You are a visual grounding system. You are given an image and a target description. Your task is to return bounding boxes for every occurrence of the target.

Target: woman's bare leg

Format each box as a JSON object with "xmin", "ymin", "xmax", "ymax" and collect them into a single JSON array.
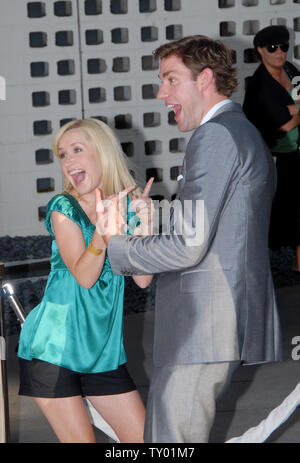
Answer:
[
  {"xmin": 87, "ymin": 390, "xmax": 145, "ymax": 443},
  {"xmin": 34, "ymin": 396, "xmax": 95, "ymax": 443}
]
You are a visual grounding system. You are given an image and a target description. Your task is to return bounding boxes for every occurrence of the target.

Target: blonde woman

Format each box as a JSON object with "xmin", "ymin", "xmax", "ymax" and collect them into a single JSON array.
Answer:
[{"xmin": 17, "ymin": 119, "xmax": 153, "ymax": 443}]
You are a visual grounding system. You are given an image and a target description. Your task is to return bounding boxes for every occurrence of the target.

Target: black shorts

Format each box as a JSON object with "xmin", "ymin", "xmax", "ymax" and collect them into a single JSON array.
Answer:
[{"xmin": 19, "ymin": 358, "xmax": 137, "ymax": 398}]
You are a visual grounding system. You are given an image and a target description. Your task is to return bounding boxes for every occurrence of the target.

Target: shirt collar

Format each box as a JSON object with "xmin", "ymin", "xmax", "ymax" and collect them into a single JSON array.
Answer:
[{"xmin": 200, "ymin": 99, "xmax": 231, "ymax": 126}]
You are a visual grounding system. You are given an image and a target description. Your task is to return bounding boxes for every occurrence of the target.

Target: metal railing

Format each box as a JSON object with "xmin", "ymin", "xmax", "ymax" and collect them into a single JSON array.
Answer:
[{"xmin": 0, "ymin": 262, "xmax": 27, "ymax": 443}]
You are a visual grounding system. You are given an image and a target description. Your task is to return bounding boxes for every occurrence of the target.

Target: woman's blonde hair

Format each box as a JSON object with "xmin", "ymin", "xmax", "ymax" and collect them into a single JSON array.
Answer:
[{"xmin": 53, "ymin": 118, "xmax": 139, "ymax": 198}]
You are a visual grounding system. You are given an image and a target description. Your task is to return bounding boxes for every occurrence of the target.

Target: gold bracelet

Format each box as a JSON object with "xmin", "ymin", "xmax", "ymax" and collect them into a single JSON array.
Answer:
[{"xmin": 87, "ymin": 242, "xmax": 104, "ymax": 256}]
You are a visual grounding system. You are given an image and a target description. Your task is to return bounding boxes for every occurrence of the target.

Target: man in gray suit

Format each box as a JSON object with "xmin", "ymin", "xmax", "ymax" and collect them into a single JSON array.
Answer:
[{"xmin": 97, "ymin": 35, "xmax": 282, "ymax": 443}]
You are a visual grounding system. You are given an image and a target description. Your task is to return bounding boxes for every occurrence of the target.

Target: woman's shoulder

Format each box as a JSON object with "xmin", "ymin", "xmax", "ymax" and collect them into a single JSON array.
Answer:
[
  {"xmin": 45, "ymin": 192, "xmax": 82, "ymax": 236},
  {"xmin": 46, "ymin": 192, "xmax": 72, "ymax": 213}
]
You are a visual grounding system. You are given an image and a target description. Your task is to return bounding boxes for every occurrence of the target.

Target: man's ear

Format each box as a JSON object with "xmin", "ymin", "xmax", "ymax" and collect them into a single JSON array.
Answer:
[{"xmin": 196, "ymin": 68, "xmax": 214, "ymax": 91}]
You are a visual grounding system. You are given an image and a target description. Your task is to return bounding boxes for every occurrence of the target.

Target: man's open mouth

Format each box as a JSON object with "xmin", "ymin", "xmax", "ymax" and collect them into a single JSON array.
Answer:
[{"xmin": 167, "ymin": 104, "xmax": 182, "ymax": 120}]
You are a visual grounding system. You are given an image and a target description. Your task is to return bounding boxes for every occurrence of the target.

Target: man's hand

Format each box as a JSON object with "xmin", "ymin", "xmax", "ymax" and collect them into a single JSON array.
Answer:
[{"xmin": 95, "ymin": 185, "xmax": 136, "ymax": 245}]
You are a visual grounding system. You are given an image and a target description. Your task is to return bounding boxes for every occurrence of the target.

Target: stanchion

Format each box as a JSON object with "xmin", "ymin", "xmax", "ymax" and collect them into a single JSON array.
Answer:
[
  {"xmin": 2, "ymin": 284, "xmax": 26, "ymax": 327},
  {"xmin": 0, "ymin": 262, "xmax": 10, "ymax": 443}
]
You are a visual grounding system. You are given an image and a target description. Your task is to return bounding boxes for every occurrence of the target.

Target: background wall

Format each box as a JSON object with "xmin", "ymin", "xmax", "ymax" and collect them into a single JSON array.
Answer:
[{"xmin": 0, "ymin": 0, "xmax": 299, "ymax": 236}]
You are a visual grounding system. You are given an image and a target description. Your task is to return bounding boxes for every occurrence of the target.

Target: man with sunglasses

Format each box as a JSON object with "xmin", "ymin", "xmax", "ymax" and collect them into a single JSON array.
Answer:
[{"xmin": 243, "ymin": 25, "xmax": 300, "ymax": 267}]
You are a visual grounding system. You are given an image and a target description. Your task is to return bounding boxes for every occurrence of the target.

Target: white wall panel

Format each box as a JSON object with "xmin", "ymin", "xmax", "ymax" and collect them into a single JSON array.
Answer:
[{"xmin": 0, "ymin": 0, "xmax": 299, "ymax": 236}]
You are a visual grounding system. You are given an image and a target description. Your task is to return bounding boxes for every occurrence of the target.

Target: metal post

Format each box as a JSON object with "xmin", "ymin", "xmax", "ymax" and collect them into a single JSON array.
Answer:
[
  {"xmin": 2, "ymin": 284, "xmax": 26, "ymax": 327},
  {"xmin": 0, "ymin": 262, "xmax": 10, "ymax": 443}
]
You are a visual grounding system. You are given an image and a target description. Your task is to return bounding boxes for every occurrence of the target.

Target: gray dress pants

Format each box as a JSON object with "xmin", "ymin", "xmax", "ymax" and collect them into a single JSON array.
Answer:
[{"xmin": 144, "ymin": 361, "xmax": 239, "ymax": 443}]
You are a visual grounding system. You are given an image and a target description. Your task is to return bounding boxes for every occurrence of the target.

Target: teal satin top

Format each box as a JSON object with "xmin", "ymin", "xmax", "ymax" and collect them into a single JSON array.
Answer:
[{"xmin": 18, "ymin": 192, "xmax": 138, "ymax": 373}]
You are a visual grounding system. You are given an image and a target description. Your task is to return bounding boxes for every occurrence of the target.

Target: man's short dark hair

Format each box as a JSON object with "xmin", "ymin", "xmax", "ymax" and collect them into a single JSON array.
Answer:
[{"xmin": 154, "ymin": 35, "xmax": 238, "ymax": 97}]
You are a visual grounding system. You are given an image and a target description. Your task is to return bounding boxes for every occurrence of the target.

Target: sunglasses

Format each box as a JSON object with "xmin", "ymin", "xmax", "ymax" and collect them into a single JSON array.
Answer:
[{"xmin": 266, "ymin": 43, "xmax": 289, "ymax": 53}]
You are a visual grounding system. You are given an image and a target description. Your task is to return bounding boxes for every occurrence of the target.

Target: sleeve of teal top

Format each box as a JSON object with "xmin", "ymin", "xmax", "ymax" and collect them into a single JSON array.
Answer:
[
  {"xmin": 45, "ymin": 194, "xmax": 82, "ymax": 238},
  {"xmin": 127, "ymin": 196, "xmax": 140, "ymax": 236}
]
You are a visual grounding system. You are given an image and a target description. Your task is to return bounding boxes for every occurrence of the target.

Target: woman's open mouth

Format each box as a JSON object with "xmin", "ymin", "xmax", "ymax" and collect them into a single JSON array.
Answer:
[{"xmin": 69, "ymin": 169, "xmax": 86, "ymax": 187}]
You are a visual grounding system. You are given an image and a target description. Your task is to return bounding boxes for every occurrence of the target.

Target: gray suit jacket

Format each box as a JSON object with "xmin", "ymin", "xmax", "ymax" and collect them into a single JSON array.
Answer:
[{"xmin": 108, "ymin": 102, "xmax": 282, "ymax": 367}]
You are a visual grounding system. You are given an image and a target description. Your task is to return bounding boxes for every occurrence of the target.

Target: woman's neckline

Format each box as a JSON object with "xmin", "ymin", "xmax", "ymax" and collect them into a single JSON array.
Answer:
[{"xmin": 62, "ymin": 191, "xmax": 95, "ymax": 227}]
